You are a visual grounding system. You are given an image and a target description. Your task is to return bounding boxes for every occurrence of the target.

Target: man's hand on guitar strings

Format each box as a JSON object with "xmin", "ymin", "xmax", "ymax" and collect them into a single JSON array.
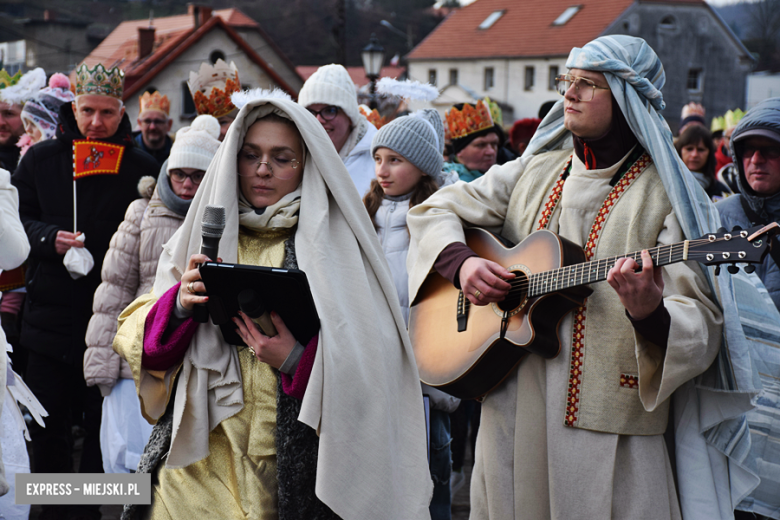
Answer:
[
  {"xmin": 459, "ymin": 257, "xmax": 516, "ymax": 306},
  {"xmin": 606, "ymin": 249, "xmax": 664, "ymax": 320}
]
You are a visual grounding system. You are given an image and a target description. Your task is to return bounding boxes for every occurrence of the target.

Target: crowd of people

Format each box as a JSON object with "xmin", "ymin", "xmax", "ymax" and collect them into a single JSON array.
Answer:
[{"xmin": 0, "ymin": 33, "xmax": 778, "ymax": 520}]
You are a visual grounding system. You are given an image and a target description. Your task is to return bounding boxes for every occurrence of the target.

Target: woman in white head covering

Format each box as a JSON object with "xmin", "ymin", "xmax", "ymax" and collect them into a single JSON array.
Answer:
[{"xmin": 114, "ymin": 93, "xmax": 432, "ymax": 519}]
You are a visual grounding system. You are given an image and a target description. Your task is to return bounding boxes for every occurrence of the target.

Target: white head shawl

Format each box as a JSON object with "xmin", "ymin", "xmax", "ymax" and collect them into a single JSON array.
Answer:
[
  {"xmin": 151, "ymin": 98, "xmax": 432, "ymax": 519},
  {"xmin": 526, "ymin": 35, "xmax": 766, "ymax": 517}
]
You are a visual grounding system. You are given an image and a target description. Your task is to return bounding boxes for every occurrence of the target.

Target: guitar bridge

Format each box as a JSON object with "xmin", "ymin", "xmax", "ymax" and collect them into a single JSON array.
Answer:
[{"xmin": 457, "ymin": 290, "xmax": 469, "ymax": 332}]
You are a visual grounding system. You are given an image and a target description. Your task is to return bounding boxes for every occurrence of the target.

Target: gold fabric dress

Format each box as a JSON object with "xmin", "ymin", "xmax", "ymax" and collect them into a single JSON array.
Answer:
[{"xmin": 120, "ymin": 227, "xmax": 292, "ymax": 520}]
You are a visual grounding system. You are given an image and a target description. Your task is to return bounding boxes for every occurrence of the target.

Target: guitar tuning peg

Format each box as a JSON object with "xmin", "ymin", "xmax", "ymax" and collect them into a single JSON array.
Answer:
[
  {"xmin": 714, "ymin": 265, "xmax": 721, "ymax": 276},
  {"xmin": 744, "ymin": 264, "xmax": 756, "ymax": 274},
  {"xmin": 732, "ymin": 225, "xmax": 743, "ymax": 231},
  {"xmin": 727, "ymin": 264, "xmax": 739, "ymax": 274}
]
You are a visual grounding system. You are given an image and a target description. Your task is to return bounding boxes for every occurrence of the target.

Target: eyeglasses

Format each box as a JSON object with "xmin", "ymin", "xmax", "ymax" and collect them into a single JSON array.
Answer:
[
  {"xmin": 555, "ymin": 74, "xmax": 610, "ymax": 102},
  {"xmin": 306, "ymin": 105, "xmax": 340, "ymax": 121},
  {"xmin": 140, "ymin": 118, "xmax": 168, "ymax": 126},
  {"xmin": 170, "ymin": 169, "xmax": 205, "ymax": 184},
  {"xmin": 742, "ymin": 144, "xmax": 780, "ymax": 161},
  {"xmin": 237, "ymin": 149, "xmax": 301, "ymax": 180}
]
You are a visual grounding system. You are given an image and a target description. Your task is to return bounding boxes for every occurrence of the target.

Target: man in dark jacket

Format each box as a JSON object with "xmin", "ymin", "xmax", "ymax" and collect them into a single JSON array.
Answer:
[
  {"xmin": 12, "ymin": 63, "xmax": 157, "ymax": 520},
  {"xmin": 716, "ymin": 97, "xmax": 780, "ymax": 312}
]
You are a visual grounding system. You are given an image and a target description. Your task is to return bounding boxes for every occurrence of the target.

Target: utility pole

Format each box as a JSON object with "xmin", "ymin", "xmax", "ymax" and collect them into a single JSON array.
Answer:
[{"xmin": 334, "ymin": 0, "xmax": 347, "ymax": 65}]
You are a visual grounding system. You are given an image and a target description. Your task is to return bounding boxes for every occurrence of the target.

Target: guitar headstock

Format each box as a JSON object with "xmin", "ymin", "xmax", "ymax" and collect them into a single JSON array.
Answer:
[{"xmin": 692, "ymin": 223, "xmax": 779, "ymax": 274}]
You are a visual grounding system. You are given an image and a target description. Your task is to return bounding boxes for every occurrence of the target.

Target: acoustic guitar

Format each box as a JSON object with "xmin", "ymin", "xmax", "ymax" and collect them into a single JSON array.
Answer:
[{"xmin": 409, "ymin": 223, "xmax": 779, "ymax": 400}]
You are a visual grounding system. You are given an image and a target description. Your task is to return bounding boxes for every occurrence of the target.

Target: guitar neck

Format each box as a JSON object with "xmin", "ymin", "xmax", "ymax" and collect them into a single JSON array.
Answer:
[{"xmin": 527, "ymin": 241, "xmax": 691, "ymax": 297}]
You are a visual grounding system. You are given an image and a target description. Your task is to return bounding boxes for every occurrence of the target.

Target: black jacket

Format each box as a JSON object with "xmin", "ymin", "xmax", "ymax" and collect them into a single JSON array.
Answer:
[{"xmin": 11, "ymin": 103, "xmax": 158, "ymax": 366}]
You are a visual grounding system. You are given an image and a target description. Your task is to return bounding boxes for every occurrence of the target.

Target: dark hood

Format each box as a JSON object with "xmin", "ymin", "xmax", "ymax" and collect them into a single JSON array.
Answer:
[
  {"xmin": 56, "ymin": 101, "xmax": 136, "ymax": 147},
  {"xmin": 729, "ymin": 97, "xmax": 780, "ymax": 218}
]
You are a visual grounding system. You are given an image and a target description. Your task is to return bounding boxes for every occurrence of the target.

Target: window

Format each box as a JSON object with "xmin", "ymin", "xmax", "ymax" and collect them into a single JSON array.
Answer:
[
  {"xmin": 182, "ymin": 82, "xmax": 196, "ymax": 118},
  {"xmin": 209, "ymin": 50, "xmax": 226, "ymax": 64},
  {"xmin": 479, "ymin": 10, "xmax": 506, "ymax": 30},
  {"xmin": 484, "ymin": 67, "xmax": 494, "ymax": 91},
  {"xmin": 429, "ymin": 69, "xmax": 437, "ymax": 86},
  {"xmin": 449, "ymin": 68, "xmax": 458, "ymax": 86},
  {"xmin": 659, "ymin": 16, "xmax": 676, "ymax": 30},
  {"xmin": 524, "ymin": 66, "xmax": 535, "ymax": 91},
  {"xmin": 548, "ymin": 65, "xmax": 559, "ymax": 90},
  {"xmin": 687, "ymin": 69, "xmax": 703, "ymax": 92},
  {"xmin": 552, "ymin": 6, "xmax": 581, "ymax": 26}
]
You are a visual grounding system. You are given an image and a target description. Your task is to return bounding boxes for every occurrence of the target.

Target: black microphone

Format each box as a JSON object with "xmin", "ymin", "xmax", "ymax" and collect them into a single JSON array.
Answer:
[{"xmin": 194, "ymin": 204, "xmax": 226, "ymax": 323}]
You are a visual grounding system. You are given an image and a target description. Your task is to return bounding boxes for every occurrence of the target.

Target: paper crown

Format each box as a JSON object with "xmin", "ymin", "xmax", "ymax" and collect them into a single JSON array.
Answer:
[
  {"xmin": 724, "ymin": 109, "xmax": 746, "ymax": 129},
  {"xmin": 359, "ymin": 105, "xmax": 388, "ymax": 129},
  {"xmin": 75, "ymin": 64, "xmax": 125, "ymax": 99},
  {"xmin": 0, "ymin": 69, "xmax": 22, "ymax": 90},
  {"xmin": 188, "ymin": 59, "xmax": 241, "ymax": 118},
  {"xmin": 445, "ymin": 98, "xmax": 497, "ymax": 141},
  {"xmin": 139, "ymin": 90, "xmax": 170, "ymax": 116},
  {"xmin": 711, "ymin": 115, "xmax": 725, "ymax": 134},
  {"xmin": 681, "ymin": 102, "xmax": 705, "ymax": 120}
]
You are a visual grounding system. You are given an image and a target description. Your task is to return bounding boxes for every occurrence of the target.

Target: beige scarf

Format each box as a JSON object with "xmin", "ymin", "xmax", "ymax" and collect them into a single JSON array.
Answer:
[
  {"xmin": 237, "ymin": 186, "xmax": 301, "ymax": 231},
  {"xmin": 148, "ymin": 101, "xmax": 431, "ymax": 519}
]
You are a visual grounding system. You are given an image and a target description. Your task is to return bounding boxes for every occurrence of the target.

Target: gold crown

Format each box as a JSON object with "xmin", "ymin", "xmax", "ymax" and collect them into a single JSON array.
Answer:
[
  {"xmin": 445, "ymin": 99, "xmax": 494, "ymax": 141},
  {"xmin": 75, "ymin": 64, "xmax": 124, "ymax": 99},
  {"xmin": 485, "ymin": 97, "xmax": 502, "ymax": 128},
  {"xmin": 711, "ymin": 115, "xmax": 725, "ymax": 133},
  {"xmin": 0, "ymin": 69, "xmax": 22, "ymax": 90},
  {"xmin": 139, "ymin": 91, "xmax": 170, "ymax": 116},
  {"xmin": 188, "ymin": 59, "xmax": 241, "ymax": 118},
  {"xmin": 359, "ymin": 105, "xmax": 388, "ymax": 129}
]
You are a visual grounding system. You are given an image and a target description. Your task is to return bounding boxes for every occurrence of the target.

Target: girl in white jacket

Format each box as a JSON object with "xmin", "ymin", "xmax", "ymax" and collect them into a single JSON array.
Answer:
[{"xmin": 364, "ymin": 109, "xmax": 460, "ymax": 520}]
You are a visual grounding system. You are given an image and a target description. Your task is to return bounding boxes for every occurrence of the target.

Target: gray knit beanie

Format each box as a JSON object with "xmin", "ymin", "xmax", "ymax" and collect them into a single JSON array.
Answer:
[{"xmin": 371, "ymin": 109, "xmax": 445, "ymax": 181}]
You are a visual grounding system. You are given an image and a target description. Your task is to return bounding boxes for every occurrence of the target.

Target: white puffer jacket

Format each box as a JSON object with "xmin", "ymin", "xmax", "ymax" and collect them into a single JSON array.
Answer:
[
  {"xmin": 374, "ymin": 195, "xmax": 460, "ymax": 413},
  {"xmin": 343, "ymin": 121, "xmax": 378, "ymax": 197},
  {"xmin": 375, "ymin": 196, "xmax": 412, "ymax": 324},
  {"xmin": 83, "ymin": 177, "xmax": 185, "ymax": 395}
]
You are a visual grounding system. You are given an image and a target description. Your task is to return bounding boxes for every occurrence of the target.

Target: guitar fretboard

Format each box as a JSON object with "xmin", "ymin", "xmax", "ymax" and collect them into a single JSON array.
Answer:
[{"xmin": 526, "ymin": 241, "xmax": 690, "ymax": 297}]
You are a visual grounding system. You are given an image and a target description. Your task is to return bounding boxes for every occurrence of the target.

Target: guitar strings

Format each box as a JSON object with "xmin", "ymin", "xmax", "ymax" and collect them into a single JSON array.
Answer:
[{"xmin": 492, "ymin": 236, "xmax": 750, "ymax": 296}]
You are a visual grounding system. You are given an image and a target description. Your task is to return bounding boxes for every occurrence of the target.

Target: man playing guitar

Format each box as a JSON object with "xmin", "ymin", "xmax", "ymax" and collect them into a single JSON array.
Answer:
[{"xmin": 407, "ymin": 36, "xmax": 751, "ymax": 519}]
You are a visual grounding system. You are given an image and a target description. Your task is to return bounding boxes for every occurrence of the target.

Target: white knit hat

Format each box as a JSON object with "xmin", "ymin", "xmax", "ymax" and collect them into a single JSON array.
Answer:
[
  {"xmin": 297, "ymin": 64, "xmax": 359, "ymax": 126},
  {"xmin": 167, "ymin": 115, "xmax": 221, "ymax": 174}
]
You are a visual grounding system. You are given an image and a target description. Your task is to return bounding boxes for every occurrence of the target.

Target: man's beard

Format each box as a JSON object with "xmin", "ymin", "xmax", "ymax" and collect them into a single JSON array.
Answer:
[
  {"xmin": 0, "ymin": 126, "xmax": 23, "ymax": 147},
  {"xmin": 144, "ymin": 130, "xmax": 167, "ymax": 149}
]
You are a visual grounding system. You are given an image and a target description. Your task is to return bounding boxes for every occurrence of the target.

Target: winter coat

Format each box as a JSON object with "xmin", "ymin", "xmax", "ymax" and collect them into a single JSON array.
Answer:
[
  {"xmin": 11, "ymin": 103, "xmax": 158, "ymax": 366},
  {"xmin": 0, "ymin": 168, "xmax": 30, "ymax": 351},
  {"xmin": 715, "ymin": 98, "xmax": 780, "ymax": 311},
  {"xmin": 84, "ymin": 176, "xmax": 185, "ymax": 395},
  {"xmin": 374, "ymin": 195, "xmax": 460, "ymax": 414},
  {"xmin": 343, "ymin": 122, "xmax": 377, "ymax": 197}
]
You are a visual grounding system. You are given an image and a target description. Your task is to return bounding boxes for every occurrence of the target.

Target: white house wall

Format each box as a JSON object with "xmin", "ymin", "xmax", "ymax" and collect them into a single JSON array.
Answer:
[
  {"xmin": 408, "ymin": 57, "xmax": 567, "ymax": 123},
  {"xmin": 125, "ymin": 26, "xmax": 281, "ymax": 133}
]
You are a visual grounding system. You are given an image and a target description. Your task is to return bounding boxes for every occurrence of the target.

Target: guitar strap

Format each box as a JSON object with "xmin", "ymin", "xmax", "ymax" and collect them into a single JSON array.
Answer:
[{"xmin": 536, "ymin": 149, "xmax": 653, "ymax": 428}]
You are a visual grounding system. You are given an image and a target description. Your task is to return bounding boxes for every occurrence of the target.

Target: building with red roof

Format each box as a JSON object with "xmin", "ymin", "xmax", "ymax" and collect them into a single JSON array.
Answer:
[
  {"xmin": 408, "ymin": 0, "xmax": 753, "ymax": 131},
  {"xmin": 79, "ymin": 6, "xmax": 303, "ymax": 133}
]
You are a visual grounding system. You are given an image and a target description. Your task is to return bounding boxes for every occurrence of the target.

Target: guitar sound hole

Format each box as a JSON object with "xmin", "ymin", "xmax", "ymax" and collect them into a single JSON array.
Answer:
[{"xmin": 497, "ymin": 270, "xmax": 526, "ymax": 312}]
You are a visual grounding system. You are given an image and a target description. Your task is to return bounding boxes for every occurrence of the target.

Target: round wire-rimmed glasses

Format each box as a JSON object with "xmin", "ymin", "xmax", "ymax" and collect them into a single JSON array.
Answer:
[
  {"xmin": 237, "ymin": 149, "xmax": 301, "ymax": 180},
  {"xmin": 554, "ymin": 74, "xmax": 610, "ymax": 101}
]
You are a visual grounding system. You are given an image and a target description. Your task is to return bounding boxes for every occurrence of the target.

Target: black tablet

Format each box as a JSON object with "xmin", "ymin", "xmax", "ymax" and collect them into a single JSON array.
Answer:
[{"xmin": 199, "ymin": 262, "xmax": 320, "ymax": 346}]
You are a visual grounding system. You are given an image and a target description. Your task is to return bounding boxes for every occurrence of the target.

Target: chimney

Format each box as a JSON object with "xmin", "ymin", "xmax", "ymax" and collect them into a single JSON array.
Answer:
[
  {"xmin": 138, "ymin": 26, "xmax": 155, "ymax": 60},
  {"xmin": 188, "ymin": 5, "xmax": 212, "ymax": 29}
]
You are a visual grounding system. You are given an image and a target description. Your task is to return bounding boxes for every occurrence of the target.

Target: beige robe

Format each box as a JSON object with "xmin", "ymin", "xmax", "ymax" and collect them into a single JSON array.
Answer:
[{"xmin": 407, "ymin": 150, "xmax": 722, "ymax": 520}]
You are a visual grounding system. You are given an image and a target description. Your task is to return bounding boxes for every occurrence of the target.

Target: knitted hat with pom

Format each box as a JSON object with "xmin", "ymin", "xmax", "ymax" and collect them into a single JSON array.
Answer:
[
  {"xmin": 371, "ymin": 108, "xmax": 445, "ymax": 181},
  {"xmin": 297, "ymin": 64, "xmax": 360, "ymax": 126},
  {"xmin": 167, "ymin": 115, "xmax": 221, "ymax": 174},
  {"xmin": 20, "ymin": 73, "xmax": 75, "ymax": 141}
]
